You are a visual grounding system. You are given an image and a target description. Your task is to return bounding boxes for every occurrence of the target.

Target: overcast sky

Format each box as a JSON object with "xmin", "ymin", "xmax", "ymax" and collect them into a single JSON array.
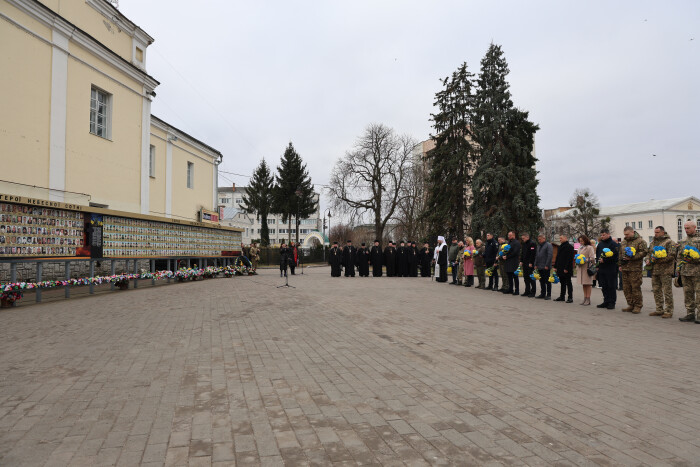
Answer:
[{"xmin": 119, "ymin": 1, "xmax": 698, "ymax": 213}]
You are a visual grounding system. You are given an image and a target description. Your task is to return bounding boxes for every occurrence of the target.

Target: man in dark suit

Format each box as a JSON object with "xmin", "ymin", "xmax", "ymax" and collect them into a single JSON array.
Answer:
[
  {"xmin": 503, "ymin": 231, "xmax": 521, "ymax": 295},
  {"xmin": 342, "ymin": 240, "xmax": 356, "ymax": 277},
  {"xmin": 554, "ymin": 234, "xmax": 575, "ymax": 303}
]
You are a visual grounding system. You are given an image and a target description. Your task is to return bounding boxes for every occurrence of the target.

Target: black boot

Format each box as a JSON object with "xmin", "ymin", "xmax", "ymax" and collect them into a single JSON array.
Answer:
[
  {"xmin": 679, "ymin": 314, "xmax": 696, "ymax": 322},
  {"xmin": 554, "ymin": 296, "xmax": 565, "ymax": 302}
]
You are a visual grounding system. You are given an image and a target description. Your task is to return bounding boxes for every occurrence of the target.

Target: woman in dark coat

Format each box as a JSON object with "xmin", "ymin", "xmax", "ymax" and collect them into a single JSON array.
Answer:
[{"xmin": 279, "ymin": 242, "xmax": 291, "ymax": 277}]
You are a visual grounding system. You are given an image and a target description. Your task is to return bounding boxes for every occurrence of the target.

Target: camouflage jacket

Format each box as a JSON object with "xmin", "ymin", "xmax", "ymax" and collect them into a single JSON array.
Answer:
[
  {"xmin": 618, "ymin": 232, "xmax": 648, "ymax": 271},
  {"xmin": 474, "ymin": 246, "xmax": 486, "ymax": 267},
  {"xmin": 248, "ymin": 246, "xmax": 259, "ymax": 259},
  {"xmin": 646, "ymin": 234, "xmax": 676, "ymax": 275},
  {"xmin": 678, "ymin": 232, "xmax": 700, "ymax": 277}
]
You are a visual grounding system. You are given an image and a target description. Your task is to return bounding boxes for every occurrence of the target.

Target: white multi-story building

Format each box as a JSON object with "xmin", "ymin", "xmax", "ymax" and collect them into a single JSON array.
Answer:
[
  {"xmin": 218, "ymin": 185, "xmax": 324, "ymax": 246},
  {"xmin": 549, "ymin": 196, "xmax": 700, "ymax": 243}
]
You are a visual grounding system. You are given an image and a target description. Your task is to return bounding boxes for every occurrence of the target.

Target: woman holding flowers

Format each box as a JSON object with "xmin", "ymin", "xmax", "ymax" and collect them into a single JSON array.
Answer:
[
  {"xmin": 576, "ymin": 235, "xmax": 596, "ymax": 306},
  {"xmin": 462, "ymin": 237, "xmax": 476, "ymax": 287}
]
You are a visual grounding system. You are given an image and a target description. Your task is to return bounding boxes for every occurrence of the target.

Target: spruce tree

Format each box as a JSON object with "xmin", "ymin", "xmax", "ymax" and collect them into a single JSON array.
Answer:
[
  {"xmin": 470, "ymin": 43, "xmax": 541, "ymax": 237},
  {"xmin": 241, "ymin": 160, "xmax": 275, "ymax": 246},
  {"xmin": 272, "ymin": 143, "xmax": 316, "ymax": 243},
  {"xmin": 421, "ymin": 63, "xmax": 476, "ymax": 240}
]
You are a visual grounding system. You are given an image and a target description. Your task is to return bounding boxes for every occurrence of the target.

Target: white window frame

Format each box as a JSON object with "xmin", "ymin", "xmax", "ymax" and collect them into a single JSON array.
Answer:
[
  {"xmin": 149, "ymin": 145, "xmax": 156, "ymax": 178},
  {"xmin": 648, "ymin": 220, "xmax": 653, "ymax": 229},
  {"xmin": 90, "ymin": 86, "xmax": 112, "ymax": 139},
  {"xmin": 186, "ymin": 162, "xmax": 194, "ymax": 189}
]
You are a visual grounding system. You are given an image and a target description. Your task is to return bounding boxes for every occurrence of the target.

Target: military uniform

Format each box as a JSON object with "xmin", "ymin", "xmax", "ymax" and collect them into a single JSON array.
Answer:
[
  {"xmin": 248, "ymin": 246, "xmax": 260, "ymax": 270},
  {"xmin": 646, "ymin": 233, "xmax": 676, "ymax": 318},
  {"xmin": 497, "ymin": 247, "xmax": 508, "ymax": 291},
  {"xmin": 456, "ymin": 247, "xmax": 465, "ymax": 285},
  {"xmin": 678, "ymin": 231, "xmax": 700, "ymax": 322},
  {"xmin": 618, "ymin": 232, "xmax": 648, "ymax": 313}
]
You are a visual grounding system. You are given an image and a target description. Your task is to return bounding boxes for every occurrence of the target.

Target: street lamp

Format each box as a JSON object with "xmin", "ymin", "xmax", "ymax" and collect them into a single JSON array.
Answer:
[{"xmin": 295, "ymin": 187, "xmax": 302, "ymax": 274}]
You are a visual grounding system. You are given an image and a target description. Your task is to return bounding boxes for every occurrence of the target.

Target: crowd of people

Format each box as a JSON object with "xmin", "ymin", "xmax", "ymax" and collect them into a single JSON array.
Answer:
[{"xmin": 325, "ymin": 221, "xmax": 700, "ymax": 323}]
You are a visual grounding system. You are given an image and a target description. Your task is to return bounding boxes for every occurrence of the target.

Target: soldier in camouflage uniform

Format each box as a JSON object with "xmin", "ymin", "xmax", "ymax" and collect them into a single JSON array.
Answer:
[
  {"xmin": 678, "ymin": 221, "xmax": 700, "ymax": 323},
  {"xmin": 646, "ymin": 226, "xmax": 676, "ymax": 318},
  {"xmin": 618, "ymin": 226, "xmax": 648, "ymax": 314},
  {"xmin": 248, "ymin": 243, "xmax": 260, "ymax": 270}
]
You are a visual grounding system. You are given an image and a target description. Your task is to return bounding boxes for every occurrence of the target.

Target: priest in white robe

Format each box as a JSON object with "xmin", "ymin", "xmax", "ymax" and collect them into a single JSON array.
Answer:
[{"xmin": 433, "ymin": 236, "xmax": 448, "ymax": 282}]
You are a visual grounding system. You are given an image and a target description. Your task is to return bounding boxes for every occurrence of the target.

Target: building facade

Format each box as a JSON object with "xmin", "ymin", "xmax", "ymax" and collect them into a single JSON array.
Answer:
[
  {"xmin": 218, "ymin": 186, "xmax": 323, "ymax": 246},
  {"xmin": 549, "ymin": 197, "xmax": 700, "ymax": 242},
  {"xmin": 0, "ymin": 0, "xmax": 220, "ymax": 221}
]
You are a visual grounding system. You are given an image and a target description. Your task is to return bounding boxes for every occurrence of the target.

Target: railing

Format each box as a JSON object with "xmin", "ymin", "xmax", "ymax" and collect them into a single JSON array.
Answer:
[{"xmin": 0, "ymin": 256, "xmax": 241, "ymax": 304}]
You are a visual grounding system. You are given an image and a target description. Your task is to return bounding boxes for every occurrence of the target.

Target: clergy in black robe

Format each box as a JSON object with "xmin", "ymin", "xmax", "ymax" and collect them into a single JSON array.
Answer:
[
  {"xmin": 408, "ymin": 241, "xmax": 418, "ymax": 277},
  {"xmin": 342, "ymin": 240, "xmax": 357, "ymax": 277},
  {"xmin": 329, "ymin": 242, "xmax": 342, "ymax": 277},
  {"xmin": 435, "ymin": 236, "xmax": 448, "ymax": 282},
  {"xmin": 356, "ymin": 243, "xmax": 370, "ymax": 277},
  {"xmin": 370, "ymin": 240, "xmax": 383, "ymax": 277},
  {"xmin": 396, "ymin": 241, "xmax": 409, "ymax": 277},
  {"xmin": 384, "ymin": 242, "xmax": 396, "ymax": 277},
  {"xmin": 419, "ymin": 243, "xmax": 432, "ymax": 277}
]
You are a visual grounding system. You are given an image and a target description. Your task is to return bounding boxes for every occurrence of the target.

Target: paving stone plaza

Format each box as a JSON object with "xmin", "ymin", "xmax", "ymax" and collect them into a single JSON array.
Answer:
[{"xmin": 1, "ymin": 267, "xmax": 699, "ymax": 466}]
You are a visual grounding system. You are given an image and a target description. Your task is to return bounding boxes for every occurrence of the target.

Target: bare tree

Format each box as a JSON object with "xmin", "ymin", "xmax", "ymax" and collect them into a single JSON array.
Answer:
[
  {"xmin": 563, "ymin": 188, "xmax": 610, "ymax": 238},
  {"xmin": 329, "ymin": 223, "xmax": 354, "ymax": 244},
  {"xmin": 327, "ymin": 124, "xmax": 416, "ymax": 242},
  {"xmin": 393, "ymin": 156, "xmax": 427, "ymax": 242}
]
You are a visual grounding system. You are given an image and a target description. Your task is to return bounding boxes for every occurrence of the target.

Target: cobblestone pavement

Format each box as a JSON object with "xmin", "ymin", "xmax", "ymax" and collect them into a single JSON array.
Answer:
[{"xmin": 1, "ymin": 267, "xmax": 699, "ymax": 466}]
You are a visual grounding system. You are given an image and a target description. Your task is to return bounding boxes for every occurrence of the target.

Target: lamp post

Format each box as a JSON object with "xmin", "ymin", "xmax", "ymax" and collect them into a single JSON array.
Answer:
[{"xmin": 295, "ymin": 187, "xmax": 302, "ymax": 274}]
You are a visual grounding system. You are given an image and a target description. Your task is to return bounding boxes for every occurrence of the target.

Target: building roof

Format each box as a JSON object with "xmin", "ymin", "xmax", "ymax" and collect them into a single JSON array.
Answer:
[
  {"xmin": 552, "ymin": 196, "xmax": 700, "ymax": 219},
  {"xmin": 221, "ymin": 207, "xmax": 241, "ymax": 220},
  {"xmin": 218, "ymin": 186, "xmax": 247, "ymax": 194},
  {"xmin": 151, "ymin": 115, "xmax": 222, "ymax": 158}
]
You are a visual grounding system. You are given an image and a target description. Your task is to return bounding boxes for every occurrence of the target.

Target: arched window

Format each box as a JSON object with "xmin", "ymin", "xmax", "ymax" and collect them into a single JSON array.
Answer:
[{"xmin": 678, "ymin": 218, "xmax": 683, "ymax": 241}]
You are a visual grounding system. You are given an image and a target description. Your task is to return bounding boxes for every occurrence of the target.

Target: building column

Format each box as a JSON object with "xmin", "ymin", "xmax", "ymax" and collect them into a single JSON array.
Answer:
[
  {"xmin": 165, "ymin": 137, "xmax": 173, "ymax": 218},
  {"xmin": 48, "ymin": 30, "xmax": 69, "ymax": 202},
  {"xmin": 140, "ymin": 93, "xmax": 151, "ymax": 214}
]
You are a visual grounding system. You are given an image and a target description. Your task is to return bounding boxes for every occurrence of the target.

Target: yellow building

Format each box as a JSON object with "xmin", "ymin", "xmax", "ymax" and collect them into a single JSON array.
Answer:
[{"xmin": 0, "ymin": 0, "xmax": 220, "ymax": 221}]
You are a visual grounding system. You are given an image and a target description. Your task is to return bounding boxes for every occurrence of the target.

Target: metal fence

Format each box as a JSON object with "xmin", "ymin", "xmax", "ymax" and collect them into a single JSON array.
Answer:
[{"xmin": 254, "ymin": 246, "xmax": 329, "ymax": 266}]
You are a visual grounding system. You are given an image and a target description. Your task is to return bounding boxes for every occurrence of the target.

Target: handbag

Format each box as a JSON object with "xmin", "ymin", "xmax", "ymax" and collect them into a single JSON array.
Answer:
[{"xmin": 586, "ymin": 263, "xmax": 597, "ymax": 277}]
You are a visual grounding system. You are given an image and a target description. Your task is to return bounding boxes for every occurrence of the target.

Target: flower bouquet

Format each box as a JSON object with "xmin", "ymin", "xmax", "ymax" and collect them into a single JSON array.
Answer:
[
  {"xmin": 463, "ymin": 249, "xmax": 472, "ymax": 258},
  {"xmin": 682, "ymin": 245, "xmax": 700, "ymax": 261},
  {"xmin": 485, "ymin": 265, "xmax": 496, "ymax": 277},
  {"xmin": 600, "ymin": 248, "xmax": 613, "ymax": 261},
  {"xmin": 499, "ymin": 244, "xmax": 511, "ymax": 257},
  {"xmin": 1, "ymin": 290, "xmax": 23, "ymax": 307},
  {"xmin": 530, "ymin": 269, "xmax": 541, "ymax": 281},
  {"xmin": 624, "ymin": 246, "xmax": 636, "ymax": 257},
  {"xmin": 515, "ymin": 266, "xmax": 522, "ymax": 277},
  {"xmin": 548, "ymin": 270, "xmax": 560, "ymax": 284},
  {"xmin": 575, "ymin": 254, "xmax": 587, "ymax": 266},
  {"xmin": 652, "ymin": 246, "xmax": 667, "ymax": 260}
]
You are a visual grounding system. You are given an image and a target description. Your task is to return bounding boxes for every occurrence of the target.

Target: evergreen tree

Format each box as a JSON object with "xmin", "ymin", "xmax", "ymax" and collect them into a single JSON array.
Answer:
[
  {"xmin": 272, "ymin": 143, "xmax": 316, "ymax": 243},
  {"xmin": 421, "ymin": 63, "xmax": 476, "ymax": 240},
  {"xmin": 241, "ymin": 160, "xmax": 275, "ymax": 246},
  {"xmin": 470, "ymin": 43, "xmax": 541, "ymax": 237}
]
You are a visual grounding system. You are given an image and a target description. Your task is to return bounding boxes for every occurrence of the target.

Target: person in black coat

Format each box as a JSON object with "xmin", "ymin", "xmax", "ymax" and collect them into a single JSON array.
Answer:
[
  {"xmin": 520, "ymin": 232, "xmax": 537, "ymax": 297},
  {"xmin": 342, "ymin": 240, "xmax": 356, "ymax": 277},
  {"xmin": 329, "ymin": 242, "xmax": 342, "ymax": 277},
  {"xmin": 553, "ymin": 234, "xmax": 575, "ymax": 302},
  {"xmin": 279, "ymin": 242, "xmax": 291, "ymax": 277},
  {"xmin": 418, "ymin": 242, "xmax": 432, "ymax": 277},
  {"xmin": 356, "ymin": 242, "xmax": 370, "ymax": 277},
  {"xmin": 503, "ymin": 231, "xmax": 521, "ymax": 294},
  {"xmin": 596, "ymin": 229, "xmax": 619, "ymax": 309},
  {"xmin": 370, "ymin": 240, "xmax": 383, "ymax": 277},
  {"xmin": 384, "ymin": 242, "xmax": 396, "ymax": 277},
  {"xmin": 396, "ymin": 241, "xmax": 409, "ymax": 277},
  {"xmin": 408, "ymin": 241, "xmax": 418, "ymax": 277},
  {"xmin": 484, "ymin": 233, "xmax": 498, "ymax": 290}
]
